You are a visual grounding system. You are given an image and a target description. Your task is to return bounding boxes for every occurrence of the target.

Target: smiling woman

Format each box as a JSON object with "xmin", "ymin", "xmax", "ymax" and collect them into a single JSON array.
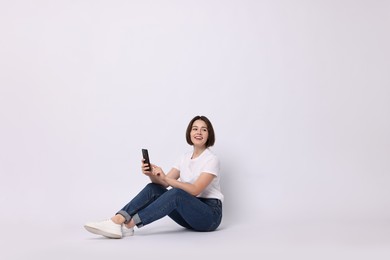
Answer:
[
  {"xmin": 84, "ymin": 115, "xmax": 223, "ymax": 238},
  {"xmin": 186, "ymin": 115, "xmax": 215, "ymax": 157}
]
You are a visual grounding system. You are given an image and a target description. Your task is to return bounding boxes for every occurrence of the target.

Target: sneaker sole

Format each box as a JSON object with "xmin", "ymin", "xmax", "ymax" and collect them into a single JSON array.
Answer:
[{"xmin": 84, "ymin": 225, "xmax": 122, "ymax": 239}]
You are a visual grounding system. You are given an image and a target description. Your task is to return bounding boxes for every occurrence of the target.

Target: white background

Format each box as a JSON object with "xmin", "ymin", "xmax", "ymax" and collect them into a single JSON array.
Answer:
[{"xmin": 1, "ymin": 1, "xmax": 389, "ymax": 259}]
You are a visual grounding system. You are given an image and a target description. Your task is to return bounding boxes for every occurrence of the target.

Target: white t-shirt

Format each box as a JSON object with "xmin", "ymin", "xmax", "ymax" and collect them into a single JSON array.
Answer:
[{"xmin": 173, "ymin": 148, "xmax": 224, "ymax": 202}]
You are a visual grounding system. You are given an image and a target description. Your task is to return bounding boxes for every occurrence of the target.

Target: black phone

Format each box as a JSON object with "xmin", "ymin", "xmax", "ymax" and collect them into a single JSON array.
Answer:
[{"xmin": 142, "ymin": 149, "xmax": 151, "ymax": 172}]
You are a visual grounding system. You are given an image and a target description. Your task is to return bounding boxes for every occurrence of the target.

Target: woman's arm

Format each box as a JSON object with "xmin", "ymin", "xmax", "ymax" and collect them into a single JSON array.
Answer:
[
  {"xmin": 147, "ymin": 163, "xmax": 216, "ymax": 196},
  {"xmin": 141, "ymin": 159, "xmax": 180, "ymax": 187},
  {"xmin": 151, "ymin": 167, "xmax": 180, "ymax": 187},
  {"xmin": 164, "ymin": 172, "xmax": 215, "ymax": 196}
]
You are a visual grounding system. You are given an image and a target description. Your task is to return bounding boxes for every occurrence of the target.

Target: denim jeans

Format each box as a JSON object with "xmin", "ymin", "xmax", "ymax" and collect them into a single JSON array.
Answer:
[{"xmin": 116, "ymin": 183, "xmax": 222, "ymax": 232}]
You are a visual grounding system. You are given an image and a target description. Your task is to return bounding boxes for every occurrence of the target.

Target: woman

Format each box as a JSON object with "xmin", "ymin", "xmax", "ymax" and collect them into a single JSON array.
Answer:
[{"xmin": 84, "ymin": 115, "xmax": 223, "ymax": 238}]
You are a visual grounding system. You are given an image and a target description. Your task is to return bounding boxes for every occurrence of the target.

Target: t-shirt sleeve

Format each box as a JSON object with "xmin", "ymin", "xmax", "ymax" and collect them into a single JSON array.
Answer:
[{"xmin": 202, "ymin": 157, "xmax": 220, "ymax": 176}]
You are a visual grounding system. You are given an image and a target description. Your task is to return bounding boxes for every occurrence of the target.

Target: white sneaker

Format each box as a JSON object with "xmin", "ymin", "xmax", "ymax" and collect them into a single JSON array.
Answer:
[
  {"xmin": 122, "ymin": 225, "xmax": 134, "ymax": 237},
  {"xmin": 84, "ymin": 219, "xmax": 122, "ymax": 239}
]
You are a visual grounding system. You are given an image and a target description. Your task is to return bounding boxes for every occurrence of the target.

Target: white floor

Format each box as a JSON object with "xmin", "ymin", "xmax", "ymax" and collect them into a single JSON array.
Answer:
[{"xmin": 3, "ymin": 218, "xmax": 390, "ymax": 260}]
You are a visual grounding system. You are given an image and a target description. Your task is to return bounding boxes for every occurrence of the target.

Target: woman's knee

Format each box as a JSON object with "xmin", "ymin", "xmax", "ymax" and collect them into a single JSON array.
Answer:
[
  {"xmin": 145, "ymin": 182, "xmax": 164, "ymax": 190},
  {"xmin": 144, "ymin": 183, "xmax": 168, "ymax": 195},
  {"xmin": 168, "ymin": 188, "xmax": 188, "ymax": 196},
  {"xmin": 165, "ymin": 188, "xmax": 193, "ymax": 203}
]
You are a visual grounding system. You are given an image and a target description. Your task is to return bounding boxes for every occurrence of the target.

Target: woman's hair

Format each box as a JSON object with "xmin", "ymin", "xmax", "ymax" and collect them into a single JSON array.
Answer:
[{"xmin": 186, "ymin": 115, "xmax": 215, "ymax": 147}]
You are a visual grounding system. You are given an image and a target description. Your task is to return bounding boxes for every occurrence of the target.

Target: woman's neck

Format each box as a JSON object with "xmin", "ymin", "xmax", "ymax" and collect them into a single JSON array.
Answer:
[{"xmin": 192, "ymin": 146, "xmax": 206, "ymax": 159}]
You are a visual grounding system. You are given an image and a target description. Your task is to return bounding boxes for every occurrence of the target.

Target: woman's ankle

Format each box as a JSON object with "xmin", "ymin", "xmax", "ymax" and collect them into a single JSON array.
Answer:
[
  {"xmin": 125, "ymin": 219, "xmax": 135, "ymax": 229},
  {"xmin": 111, "ymin": 214, "xmax": 125, "ymax": 224}
]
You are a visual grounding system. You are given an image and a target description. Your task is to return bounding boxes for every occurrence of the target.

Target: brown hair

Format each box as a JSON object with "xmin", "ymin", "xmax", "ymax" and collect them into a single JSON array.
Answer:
[{"xmin": 186, "ymin": 115, "xmax": 215, "ymax": 147}]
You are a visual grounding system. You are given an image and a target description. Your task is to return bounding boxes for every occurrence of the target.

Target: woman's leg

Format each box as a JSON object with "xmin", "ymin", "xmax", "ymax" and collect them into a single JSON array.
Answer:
[
  {"xmin": 84, "ymin": 183, "xmax": 168, "ymax": 238},
  {"xmin": 135, "ymin": 188, "xmax": 222, "ymax": 231},
  {"xmin": 115, "ymin": 183, "xmax": 168, "ymax": 224}
]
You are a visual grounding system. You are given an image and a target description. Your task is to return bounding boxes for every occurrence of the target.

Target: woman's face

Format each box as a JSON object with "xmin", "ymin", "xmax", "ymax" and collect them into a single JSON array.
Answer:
[{"xmin": 190, "ymin": 119, "xmax": 209, "ymax": 148}]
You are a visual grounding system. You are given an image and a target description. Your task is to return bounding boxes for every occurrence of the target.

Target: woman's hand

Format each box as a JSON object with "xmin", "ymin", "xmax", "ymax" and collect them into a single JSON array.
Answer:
[
  {"xmin": 151, "ymin": 164, "xmax": 165, "ymax": 178},
  {"xmin": 142, "ymin": 160, "xmax": 179, "ymax": 188},
  {"xmin": 141, "ymin": 159, "xmax": 153, "ymax": 176},
  {"xmin": 142, "ymin": 160, "xmax": 166, "ymax": 179}
]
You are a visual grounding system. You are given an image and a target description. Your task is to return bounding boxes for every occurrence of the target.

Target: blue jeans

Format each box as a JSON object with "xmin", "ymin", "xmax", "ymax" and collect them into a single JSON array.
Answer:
[{"xmin": 116, "ymin": 183, "xmax": 223, "ymax": 232}]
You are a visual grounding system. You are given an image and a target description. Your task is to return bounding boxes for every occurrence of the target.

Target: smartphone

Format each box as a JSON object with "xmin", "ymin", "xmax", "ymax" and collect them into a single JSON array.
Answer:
[{"xmin": 142, "ymin": 149, "xmax": 151, "ymax": 172}]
